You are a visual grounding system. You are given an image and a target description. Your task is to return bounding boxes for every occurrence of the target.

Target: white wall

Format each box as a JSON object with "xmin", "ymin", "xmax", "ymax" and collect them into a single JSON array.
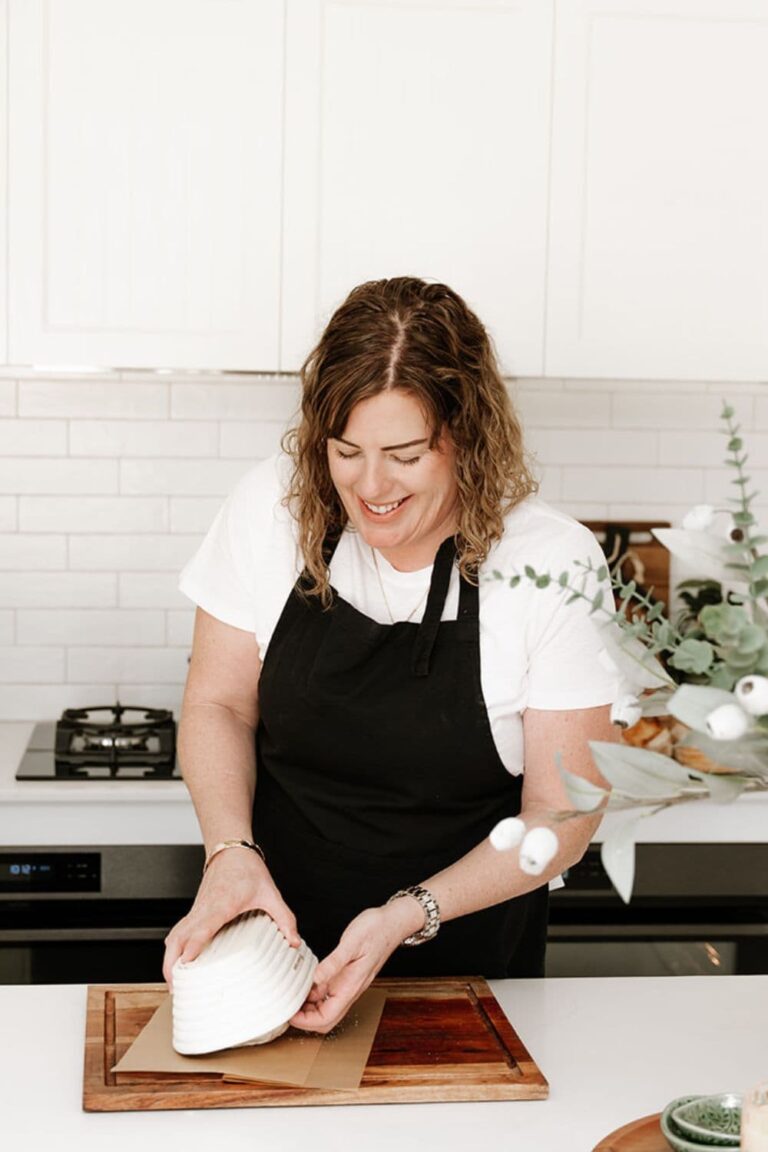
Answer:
[{"xmin": 0, "ymin": 368, "xmax": 766, "ymax": 719}]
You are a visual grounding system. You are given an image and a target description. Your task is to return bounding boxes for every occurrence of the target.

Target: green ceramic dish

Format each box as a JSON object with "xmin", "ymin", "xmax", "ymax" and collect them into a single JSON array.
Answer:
[
  {"xmin": 672, "ymin": 1095, "xmax": 742, "ymax": 1146},
  {"xmin": 661, "ymin": 1096, "xmax": 742, "ymax": 1152}
]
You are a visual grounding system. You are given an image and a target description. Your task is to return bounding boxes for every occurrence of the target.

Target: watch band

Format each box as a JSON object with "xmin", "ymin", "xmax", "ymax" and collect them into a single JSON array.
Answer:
[
  {"xmin": 203, "ymin": 839, "xmax": 266, "ymax": 875},
  {"xmin": 387, "ymin": 884, "xmax": 440, "ymax": 946}
]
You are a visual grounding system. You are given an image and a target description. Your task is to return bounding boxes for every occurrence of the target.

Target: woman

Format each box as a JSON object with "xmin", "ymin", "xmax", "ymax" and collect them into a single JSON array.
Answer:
[{"xmin": 163, "ymin": 277, "xmax": 617, "ymax": 1033}]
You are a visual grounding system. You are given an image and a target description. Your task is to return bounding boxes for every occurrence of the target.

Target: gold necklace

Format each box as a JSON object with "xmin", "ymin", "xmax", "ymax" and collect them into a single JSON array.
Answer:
[{"xmin": 370, "ymin": 547, "xmax": 429, "ymax": 624}]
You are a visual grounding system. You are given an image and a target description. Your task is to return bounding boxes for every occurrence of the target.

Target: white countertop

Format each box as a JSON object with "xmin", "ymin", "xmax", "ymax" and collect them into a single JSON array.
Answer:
[
  {"xmin": 2, "ymin": 720, "xmax": 767, "ymax": 847},
  {"xmin": 4, "ymin": 975, "xmax": 766, "ymax": 1149}
]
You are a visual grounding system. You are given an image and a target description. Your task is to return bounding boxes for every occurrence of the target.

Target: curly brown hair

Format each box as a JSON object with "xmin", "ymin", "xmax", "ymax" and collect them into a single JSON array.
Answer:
[{"xmin": 282, "ymin": 277, "xmax": 537, "ymax": 604}]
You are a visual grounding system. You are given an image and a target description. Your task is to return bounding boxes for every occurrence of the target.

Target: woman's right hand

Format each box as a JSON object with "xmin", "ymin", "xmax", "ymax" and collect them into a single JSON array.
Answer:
[{"xmin": 162, "ymin": 848, "xmax": 300, "ymax": 986}]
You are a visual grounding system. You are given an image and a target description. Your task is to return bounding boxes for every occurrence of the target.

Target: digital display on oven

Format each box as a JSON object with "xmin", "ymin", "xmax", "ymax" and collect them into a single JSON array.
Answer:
[{"xmin": 0, "ymin": 853, "xmax": 100, "ymax": 892}]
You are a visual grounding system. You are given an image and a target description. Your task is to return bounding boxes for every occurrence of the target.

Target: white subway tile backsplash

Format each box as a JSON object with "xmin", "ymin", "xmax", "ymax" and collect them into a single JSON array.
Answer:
[
  {"xmin": 0, "ymin": 499, "xmax": 16, "ymax": 531},
  {"xmin": 219, "ymin": 421, "xmax": 286, "ymax": 458},
  {"xmin": 19, "ymin": 379, "xmax": 168, "ymax": 418},
  {"xmin": 612, "ymin": 392, "xmax": 724, "ymax": 429},
  {"xmin": 515, "ymin": 390, "xmax": 610, "ymax": 428},
  {"xmin": 0, "ymin": 420, "xmax": 67, "ymax": 455},
  {"xmin": 68, "ymin": 647, "xmax": 189, "ymax": 684},
  {"xmin": 0, "ymin": 684, "xmax": 111, "ymax": 721},
  {"xmin": 20, "ymin": 497, "xmax": 168, "ymax": 533},
  {"xmin": 167, "ymin": 610, "xmax": 195, "ymax": 648},
  {"xmin": 0, "ymin": 459, "xmax": 118, "ymax": 495},
  {"xmin": 69, "ymin": 535, "xmax": 201, "ymax": 572},
  {"xmin": 0, "ymin": 535, "xmax": 67, "ymax": 569},
  {"xmin": 528, "ymin": 429, "xmax": 657, "ymax": 466},
  {"xmin": 0, "ymin": 369, "xmax": 765, "ymax": 715},
  {"xmin": 0, "ymin": 646, "xmax": 65, "ymax": 683},
  {"xmin": 17, "ymin": 609, "xmax": 166, "ymax": 647},
  {"xmin": 0, "ymin": 382, "xmax": 15, "ymax": 417},
  {"xmin": 563, "ymin": 467, "xmax": 705, "ymax": 504},
  {"xmin": 0, "ymin": 612, "xmax": 13, "ymax": 644},
  {"xmin": 0, "ymin": 573, "xmax": 116, "ymax": 608},
  {"xmin": 704, "ymin": 468, "xmax": 768, "ymax": 505},
  {"xmin": 115, "ymin": 683, "xmax": 185, "ymax": 713},
  {"xmin": 170, "ymin": 380, "xmax": 301, "ymax": 421},
  {"xmin": 70, "ymin": 420, "xmax": 218, "ymax": 458},
  {"xmin": 169, "ymin": 498, "xmax": 221, "ymax": 534},
  {"xmin": 120, "ymin": 459, "xmax": 249, "ymax": 496},
  {"xmin": 119, "ymin": 573, "xmax": 189, "ymax": 609}
]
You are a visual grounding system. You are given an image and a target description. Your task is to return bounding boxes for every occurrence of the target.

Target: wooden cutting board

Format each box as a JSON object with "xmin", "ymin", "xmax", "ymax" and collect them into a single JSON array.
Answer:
[
  {"xmin": 84, "ymin": 977, "xmax": 548, "ymax": 1111},
  {"xmin": 592, "ymin": 1113, "xmax": 666, "ymax": 1151}
]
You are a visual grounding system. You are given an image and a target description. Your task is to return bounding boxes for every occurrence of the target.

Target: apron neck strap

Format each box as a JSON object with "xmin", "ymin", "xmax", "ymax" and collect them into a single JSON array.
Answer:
[{"xmin": 412, "ymin": 535, "xmax": 459, "ymax": 677}]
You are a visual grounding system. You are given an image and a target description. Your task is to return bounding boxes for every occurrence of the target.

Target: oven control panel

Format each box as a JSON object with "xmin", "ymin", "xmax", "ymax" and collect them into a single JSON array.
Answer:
[{"xmin": 0, "ymin": 852, "xmax": 100, "ymax": 893}]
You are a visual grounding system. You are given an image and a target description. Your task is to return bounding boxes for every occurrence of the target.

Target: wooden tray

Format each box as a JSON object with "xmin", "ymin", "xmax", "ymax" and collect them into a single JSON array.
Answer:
[
  {"xmin": 84, "ymin": 976, "xmax": 548, "ymax": 1111},
  {"xmin": 592, "ymin": 1113, "xmax": 666, "ymax": 1151}
]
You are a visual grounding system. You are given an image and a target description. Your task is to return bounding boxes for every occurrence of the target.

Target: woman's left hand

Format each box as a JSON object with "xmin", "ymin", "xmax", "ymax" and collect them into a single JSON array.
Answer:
[{"xmin": 289, "ymin": 900, "xmax": 419, "ymax": 1034}]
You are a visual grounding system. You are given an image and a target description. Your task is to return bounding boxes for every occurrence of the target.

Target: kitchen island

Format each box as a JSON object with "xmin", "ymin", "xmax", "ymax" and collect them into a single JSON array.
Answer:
[{"xmin": 4, "ymin": 976, "xmax": 766, "ymax": 1150}]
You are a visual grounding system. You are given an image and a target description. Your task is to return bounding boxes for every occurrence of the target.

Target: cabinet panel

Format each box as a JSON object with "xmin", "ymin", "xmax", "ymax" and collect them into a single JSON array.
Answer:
[
  {"xmin": 546, "ymin": 0, "xmax": 768, "ymax": 381},
  {"xmin": 282, "ymin": 0, "xmax": 552, "ymax": 375},
  {"xmin": 9, "ymin": 0, "xmax": 284, "ymax": 370}
]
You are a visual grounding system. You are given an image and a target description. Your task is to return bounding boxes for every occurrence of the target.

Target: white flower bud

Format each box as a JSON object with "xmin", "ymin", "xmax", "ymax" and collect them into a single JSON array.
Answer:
[
  {"xmin": 705, "ymin": 702, "xmax": 750, "ymax": 740},
  {"xmin": 734, "ymin": 675, "xmax": 768, "ymax": 717},
  {"xmin": 518, "ymin": 827, "xmax": 559, "ymax": 876},
  {"xmin": 489, "ymin": 817, "xmax": 526, "ymax": 852},
  {"xmin": 610, "ymin": 694, "xmax": 643, "ymax": 730},
  {"xmin": 682, "ymin": 504, "xmax": 716, "ymax": 531}
]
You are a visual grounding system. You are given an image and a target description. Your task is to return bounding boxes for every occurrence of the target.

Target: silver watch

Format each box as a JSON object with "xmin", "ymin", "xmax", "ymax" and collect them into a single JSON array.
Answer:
[{"xmin": 387, "ymin": 884, "xmax": 440, "ymax": 946}]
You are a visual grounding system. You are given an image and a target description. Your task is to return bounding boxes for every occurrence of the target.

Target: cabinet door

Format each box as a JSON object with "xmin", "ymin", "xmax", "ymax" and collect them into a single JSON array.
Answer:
[
  {"xmin": 281, "ymin": 0, "xmax": 553, "ymax": 375},
  {"xmin": 9, "ymin": 0, "xmax": 283, "ymax": 371},
  {"xmin": 546, "ymin": 0, "xmax": 768, "ymax": 381}
]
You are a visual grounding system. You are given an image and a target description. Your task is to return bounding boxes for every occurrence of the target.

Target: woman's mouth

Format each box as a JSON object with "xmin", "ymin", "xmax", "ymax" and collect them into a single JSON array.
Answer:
[{"xmin": 359, "ymin": 496, "xmax": 410, "ymax": 519}]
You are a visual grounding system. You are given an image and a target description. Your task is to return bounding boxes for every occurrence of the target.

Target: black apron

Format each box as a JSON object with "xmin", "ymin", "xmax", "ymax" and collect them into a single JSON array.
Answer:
[{"xmin": 253, "ymin": 534, "xmax": 548, "ymax": 977}]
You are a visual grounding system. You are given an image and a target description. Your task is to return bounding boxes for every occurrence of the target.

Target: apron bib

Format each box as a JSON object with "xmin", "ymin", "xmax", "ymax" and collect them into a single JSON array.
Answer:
[{"xmin": 253, "ymin": 535, "xmax": 547, "ymax": 977}]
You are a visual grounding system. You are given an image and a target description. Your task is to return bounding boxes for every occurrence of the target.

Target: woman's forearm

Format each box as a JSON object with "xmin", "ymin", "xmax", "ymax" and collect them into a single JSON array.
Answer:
[
  {"xmin": 178, "ymin": 699, "xmax": 258, "ymax": 852},
  {"xmin": 384, "ymin": 807, "xmax": 602, "ymax": 940}
]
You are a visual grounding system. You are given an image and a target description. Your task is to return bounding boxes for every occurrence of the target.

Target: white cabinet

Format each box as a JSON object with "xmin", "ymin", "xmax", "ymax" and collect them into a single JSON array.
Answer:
[
  {"xmin": 8, "ymin": 0, "xmax": 284, "ymax": 371},
  {"xmin": 546, "ymin": 0, "xmax": 768, "ymax": 381},
  {"xmin": 280, "ymin": 0, "xmax": 553, "ymax": 375}
]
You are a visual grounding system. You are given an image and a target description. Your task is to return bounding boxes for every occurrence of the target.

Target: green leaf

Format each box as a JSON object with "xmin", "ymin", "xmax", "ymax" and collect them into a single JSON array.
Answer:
[
  {"xmin": 751, "ymin": 556, "xmax": 768, "ymax": 580},
  {"xmin": 728, "ymin": 437, "xmax": 743, "ymax": 452},
  {"xmin": 508, "ymin": 575, "xmax": 521, "ymax": 589},
  {"xmin": 492, "ymin": 569, "xmax": 503, "ymax": 580},
  {"xmin": 559, "ymin": 766, "xmax": 608, "ymax": 813},
  {"xmin": 684, "ymin": 767, "xmax": 748, "ymax": 804},
  {"xmin": 600, "ymin": 816, "xmax": 644, "ymax": 904},
  {"xmin": 666, "ymin": 684, "xmax": 735, "ymax": 733},
  {"xmin": 588, "ymin": 741, "xmax": 694, "ymax": 797},
  {"xmin": 524, "ymin": 565, "xmax": 536, "ymax": 579},
  {"xmin": 596, "ymin": 565, "xmax": 608, "ymax": 582},
  {"xmin": 669, "ymin": 638, "xmax": 715, "ymax": 675},
  {"xmin": 721, "ymin": 404, "xmax": 735, "ymax": 419},
  {"xmin": 683, "ymin": 729, "xmax": 768, "ymax": 773},
  {"xmin": 535, "ymin": 574, "xmax": 551, "ymax": 589},
  {"xmin": 590, "ymin": 589, "xmax": 604, "ymax": 615},
  {"xmin": 558, "ymin": 571, "xmax": 569, "ymax": 587}
]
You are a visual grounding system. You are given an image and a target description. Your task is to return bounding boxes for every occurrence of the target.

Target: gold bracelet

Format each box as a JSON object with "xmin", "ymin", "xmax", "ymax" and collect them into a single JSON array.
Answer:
[{"xmin": 203, "ymin": 839, "xmax": 266, "ymax": 875}]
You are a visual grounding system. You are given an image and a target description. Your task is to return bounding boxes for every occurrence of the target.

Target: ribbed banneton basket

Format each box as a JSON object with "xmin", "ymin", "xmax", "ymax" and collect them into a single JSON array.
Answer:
[
  {"xmin": 171, "ymin": 910, "xmax": 318, "ymax": 1055},
  {"xmin": 622, "ymin": 715, "xmax": 734, "ymax": 775}
]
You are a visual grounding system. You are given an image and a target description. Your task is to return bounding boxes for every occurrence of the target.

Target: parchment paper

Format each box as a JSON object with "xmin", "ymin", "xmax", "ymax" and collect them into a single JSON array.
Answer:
[{"xmin": 112, "ymin": 989, "xmax": 387, "ymax": 1091}]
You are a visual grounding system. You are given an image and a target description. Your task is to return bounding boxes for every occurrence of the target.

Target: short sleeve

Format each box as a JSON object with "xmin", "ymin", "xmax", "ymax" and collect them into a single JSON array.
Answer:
[
  {"xmin": 178, "ymin": 456, "xmax": 297, "ymax": 640},
  {"xmin": 524, "ymin": 524, "xmax": 621, "ymax": 710}
]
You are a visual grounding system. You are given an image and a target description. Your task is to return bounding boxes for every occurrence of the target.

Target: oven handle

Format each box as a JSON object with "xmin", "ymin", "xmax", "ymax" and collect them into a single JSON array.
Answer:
[
  {"xmin": 548, "ymin": 923, "xmax": 768, "ymax": 938},
  {"xmin": 0, "ymin": 927, "xmax": 168, "ymax": 943}
]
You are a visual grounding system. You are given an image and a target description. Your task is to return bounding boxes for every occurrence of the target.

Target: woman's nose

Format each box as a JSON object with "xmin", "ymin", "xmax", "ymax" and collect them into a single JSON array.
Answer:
[{"xmin": 357, "ymin": 456, "xmax": 391, "ymax": 499}]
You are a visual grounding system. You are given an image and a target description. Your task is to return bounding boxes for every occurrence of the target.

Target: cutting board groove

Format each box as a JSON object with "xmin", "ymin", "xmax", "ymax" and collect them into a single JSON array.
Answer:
[{"xmin": 83, "ymin": 977, "xmax": 548, "ymax": 1111}]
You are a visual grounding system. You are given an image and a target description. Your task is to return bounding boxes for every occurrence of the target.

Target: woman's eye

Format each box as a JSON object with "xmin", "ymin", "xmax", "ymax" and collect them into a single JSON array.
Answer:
[
  {"xmin": 335, "ymin": 449, "xmax": 360, "ymax": 460},
  {"xmin": 393, "ymin": 455, "xmax": 421, "ymax": 466}
]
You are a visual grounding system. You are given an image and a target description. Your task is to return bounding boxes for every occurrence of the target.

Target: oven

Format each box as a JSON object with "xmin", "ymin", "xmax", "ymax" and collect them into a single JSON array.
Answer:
[
  {"xmin": 547, "ymin": 843, "xmax": 768, "ymax": 977},
  {"xmin": 0, "ymin": 844, "xmax": 203, "ymax": 984}
]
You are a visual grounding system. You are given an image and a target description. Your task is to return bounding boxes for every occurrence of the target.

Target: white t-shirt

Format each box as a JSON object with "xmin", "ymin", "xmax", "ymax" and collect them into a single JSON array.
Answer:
[{"xmin": 179, "ymin": 454, "xmax": 620, "ymax": 778}]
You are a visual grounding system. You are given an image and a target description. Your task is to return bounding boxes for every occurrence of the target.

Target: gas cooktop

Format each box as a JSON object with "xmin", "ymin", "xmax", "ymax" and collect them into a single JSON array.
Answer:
[{"xmin": 16, "ymin": 705, "xmax": 181, "ymax": 781}]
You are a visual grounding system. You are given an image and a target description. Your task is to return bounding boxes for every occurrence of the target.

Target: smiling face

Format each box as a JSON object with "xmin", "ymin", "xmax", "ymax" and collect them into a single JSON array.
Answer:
[{"xmin": 327, "ymin": 389, "xmax": 459, "ymax": 571}]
